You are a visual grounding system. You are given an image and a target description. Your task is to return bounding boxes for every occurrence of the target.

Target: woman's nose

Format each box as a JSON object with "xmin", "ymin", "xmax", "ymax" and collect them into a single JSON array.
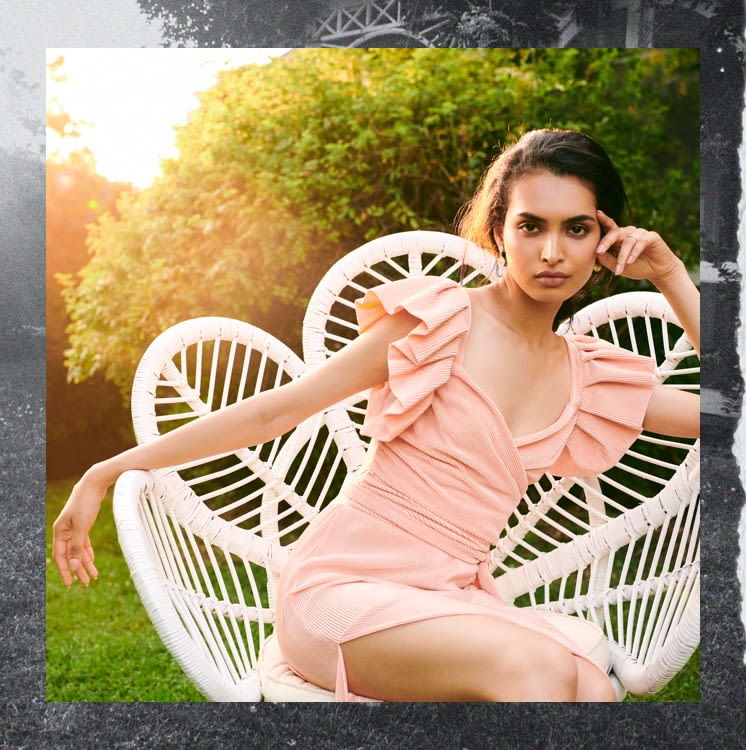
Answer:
[{"xmin": 540, "ymin": 235, "xmax": 564, "ymax": 264}]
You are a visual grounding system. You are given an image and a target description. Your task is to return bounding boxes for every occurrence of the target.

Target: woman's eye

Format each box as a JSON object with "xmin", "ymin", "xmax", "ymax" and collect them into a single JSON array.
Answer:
[
  {"xmin": 569, "ymin": 225, "xmax": 589, "ymax": 236},
  {"xmin": 519, "ymin": 223, "xmax": 538, "ymax": 233}
]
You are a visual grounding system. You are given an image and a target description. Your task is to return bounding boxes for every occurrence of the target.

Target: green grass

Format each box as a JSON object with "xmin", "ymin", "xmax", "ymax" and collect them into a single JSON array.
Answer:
[
  {"xmin": 46, "ymin": 479, "xmax": 205, "ymax": 701},
  {"xmin": 624, "ymin": 647, "xmax": 700, "ymax": 702},
  {"xmin": 46, "ymin": 479, "xmax": 698, "ymax": 702}
]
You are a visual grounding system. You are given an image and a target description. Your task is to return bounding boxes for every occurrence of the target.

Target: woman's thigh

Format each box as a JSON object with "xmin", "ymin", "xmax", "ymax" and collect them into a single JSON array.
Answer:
[{"xmin": 339, "ymin": 614, "xmax": 584, "ymax": 702}]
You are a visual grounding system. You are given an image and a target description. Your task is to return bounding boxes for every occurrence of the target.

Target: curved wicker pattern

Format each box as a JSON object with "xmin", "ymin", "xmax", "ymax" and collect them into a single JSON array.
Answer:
[
  {"xmin": 114, "ymin": 231, "xmax": 698, "ymax": 701},
  {"xmin": 115, "ymin": 317, "xmax": 363, "ymax": 700}
]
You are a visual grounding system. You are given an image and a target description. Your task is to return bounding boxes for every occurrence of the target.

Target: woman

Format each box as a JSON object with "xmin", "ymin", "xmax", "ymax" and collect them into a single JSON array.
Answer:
[{"xmin": 54, "ymin": 129, "xmax": 700, "ymax": 702}]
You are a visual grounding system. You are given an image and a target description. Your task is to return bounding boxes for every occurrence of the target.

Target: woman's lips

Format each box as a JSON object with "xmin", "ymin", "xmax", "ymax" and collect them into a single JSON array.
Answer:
[{"xmin": 535, "ymin": 272, "xmax": 569, "ymax": 287}]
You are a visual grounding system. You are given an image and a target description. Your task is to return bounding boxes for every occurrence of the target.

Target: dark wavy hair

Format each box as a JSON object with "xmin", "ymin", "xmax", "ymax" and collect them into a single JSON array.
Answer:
[{"xmin": 456, "ymin": 128, "xmax": 628, "ymax": 323}]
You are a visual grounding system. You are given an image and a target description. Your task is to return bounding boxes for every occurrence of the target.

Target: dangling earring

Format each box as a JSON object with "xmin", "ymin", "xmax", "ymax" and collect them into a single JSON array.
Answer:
[
  {"xmin": 593, "ymin": 260, "xmax": 602, "ymax": 273},
  {"xmin": 496, "ymin": 249, "xmax": 506, "ymax": 277}
]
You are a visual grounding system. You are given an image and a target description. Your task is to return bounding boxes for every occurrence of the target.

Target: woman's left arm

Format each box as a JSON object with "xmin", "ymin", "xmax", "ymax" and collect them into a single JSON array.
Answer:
[
  {"xmin": 642, "ymin": 381, "xmax": 700, "ymax": 439},
  {"xmin": 595, "ymin": 210, "xmax": 700, "ymax": 438}
]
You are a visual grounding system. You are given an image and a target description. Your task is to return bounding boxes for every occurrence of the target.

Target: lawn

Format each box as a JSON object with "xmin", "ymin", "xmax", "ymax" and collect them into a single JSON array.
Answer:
[
  {"xmin": 46, "ymin": 479, "xmax": 698, "ymax": 702},
  {"xmin": 46, "ymin": 479, "xmax": 204, "ymax": 701}
]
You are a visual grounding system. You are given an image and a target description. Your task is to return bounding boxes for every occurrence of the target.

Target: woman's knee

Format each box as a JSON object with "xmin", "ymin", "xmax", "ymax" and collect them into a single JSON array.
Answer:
[{"xmin": 574, "ymin": 657, "xmax": 617, "ymax": 702}]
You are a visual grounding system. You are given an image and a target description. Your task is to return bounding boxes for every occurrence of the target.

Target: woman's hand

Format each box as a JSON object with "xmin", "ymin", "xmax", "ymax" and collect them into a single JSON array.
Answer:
[
  {"xmin": 52, "ymin": 466, "xmax": 111, "ymax": 587},
  {"xmin": 596, "ymin": 209, "xmax": 700, "ymax": 357},
  {"xmin": 595, "ymin": 210, "xmax": 683, "ymax": 283}
]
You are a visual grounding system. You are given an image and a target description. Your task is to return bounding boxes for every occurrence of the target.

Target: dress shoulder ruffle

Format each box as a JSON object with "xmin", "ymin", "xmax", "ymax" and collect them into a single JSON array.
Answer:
[
  {"xmin": 355, "ymin": 276, "xmax": 470, "ymax": 442},
  {"xmin": 549, "ymin": 334, "xmax": 657, "ymax": 477}
]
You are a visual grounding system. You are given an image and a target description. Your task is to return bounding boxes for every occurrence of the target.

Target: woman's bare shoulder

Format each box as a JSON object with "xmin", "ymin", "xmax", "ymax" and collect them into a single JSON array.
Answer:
[{"xmin": 463, "ymin": 283, "xmax": 487, "ymax": 306}]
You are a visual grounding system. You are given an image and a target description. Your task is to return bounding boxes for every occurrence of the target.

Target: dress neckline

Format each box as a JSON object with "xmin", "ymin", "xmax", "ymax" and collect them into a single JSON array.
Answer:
[{"xmin": 455, "ymin": 283, "xmax": 579, "ymax": 446}]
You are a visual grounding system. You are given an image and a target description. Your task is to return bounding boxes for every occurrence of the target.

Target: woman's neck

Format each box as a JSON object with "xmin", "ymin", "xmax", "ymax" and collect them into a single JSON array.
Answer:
[{"xmin": 485, "ymin": 277, "xmax": 562, "ymax": 347}]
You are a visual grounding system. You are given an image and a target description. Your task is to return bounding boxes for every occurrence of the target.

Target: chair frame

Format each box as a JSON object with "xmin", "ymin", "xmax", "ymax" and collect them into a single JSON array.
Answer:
[{"xmin": 113, "ymin": 230, "xmax": 699, "ymax": 701}]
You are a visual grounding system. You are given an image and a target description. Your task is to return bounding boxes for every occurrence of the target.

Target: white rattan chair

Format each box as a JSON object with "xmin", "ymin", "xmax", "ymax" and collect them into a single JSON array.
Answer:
[{"xmin": 113, "ymin": 230, "xmax": 699, "ymax": 701}]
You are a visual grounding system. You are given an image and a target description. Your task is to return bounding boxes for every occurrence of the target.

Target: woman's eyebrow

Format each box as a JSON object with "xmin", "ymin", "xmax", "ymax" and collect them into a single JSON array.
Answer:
[{"xmin": 515, "ymin": 211, "xmax": 597, "ymax": 224}]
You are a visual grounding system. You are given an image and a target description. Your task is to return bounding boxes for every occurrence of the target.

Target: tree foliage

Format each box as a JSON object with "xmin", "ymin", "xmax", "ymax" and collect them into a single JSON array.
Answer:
[
  {"xmin": 441, "ymin": 1, "xmax": 569, "ymax": 46},
  {"xmin": 63, "ymin": 48, "xmax": 699, "ymax": 396},
  {"xmin": 47, "ymin": 154, "xmax": 133, "ymax": 477},
  {"xmin": 137, "ymin": 0, "xmax": 326, "ymax": 47}
]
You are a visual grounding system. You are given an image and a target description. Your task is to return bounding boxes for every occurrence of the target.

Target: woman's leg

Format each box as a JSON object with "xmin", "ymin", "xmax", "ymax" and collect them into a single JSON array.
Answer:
[
  {"xmin": 339, "ymin": 614, "xmax": 591, "ymax": 702},
  {"xmin": 573, "ymin": 656, "xmax": 617, "ymax": 702}
]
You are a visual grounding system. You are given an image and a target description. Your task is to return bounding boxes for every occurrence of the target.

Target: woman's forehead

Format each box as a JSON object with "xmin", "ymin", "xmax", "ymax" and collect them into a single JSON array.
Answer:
[{"xmin": 506, "ymin": 172, "xmax": 597, "ymax": 215}]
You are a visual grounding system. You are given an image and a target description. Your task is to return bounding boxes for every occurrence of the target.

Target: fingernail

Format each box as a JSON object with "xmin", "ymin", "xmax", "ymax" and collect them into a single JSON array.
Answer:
[
  {"xmin": 615, "ymin": 264, "xmax": 622, "ymax": 275},
  {"xmin": 70, "ymin": 559, "xmax": 79, "ymax": 572}
]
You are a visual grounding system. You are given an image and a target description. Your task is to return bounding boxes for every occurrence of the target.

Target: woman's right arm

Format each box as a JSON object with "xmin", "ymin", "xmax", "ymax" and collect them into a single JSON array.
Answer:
[{"xmin": 53, "ymin": 308, "xmax": 419, "ymax": 588}]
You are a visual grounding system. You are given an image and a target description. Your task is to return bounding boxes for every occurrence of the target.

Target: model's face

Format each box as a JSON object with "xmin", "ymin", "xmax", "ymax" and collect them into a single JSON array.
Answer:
[{"xmin": 498, "ymin": 171, "xmax": 602, "ymax": 302}]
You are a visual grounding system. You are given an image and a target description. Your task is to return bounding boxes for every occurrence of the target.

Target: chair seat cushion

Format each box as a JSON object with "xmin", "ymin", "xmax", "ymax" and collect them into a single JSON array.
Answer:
[
  {"xmin": 258, "ymin": 610, "xmax": 610, "ymax": 702},
  {"xmin": 535, "ymin": 610, "xmax": 611, "ymax": 672}
]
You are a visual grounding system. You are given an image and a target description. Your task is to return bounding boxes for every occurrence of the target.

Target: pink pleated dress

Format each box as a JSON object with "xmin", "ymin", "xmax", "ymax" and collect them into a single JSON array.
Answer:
[{"xmin": 275, "ymin": 276, "xmax": 656, "ymax": 701}]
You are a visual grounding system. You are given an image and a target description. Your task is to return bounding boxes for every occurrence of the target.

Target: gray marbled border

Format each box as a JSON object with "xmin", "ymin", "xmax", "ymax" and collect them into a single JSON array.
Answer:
[{"xmin": 1, "ymin": 1, "xmax": 744, "ymax": 747}]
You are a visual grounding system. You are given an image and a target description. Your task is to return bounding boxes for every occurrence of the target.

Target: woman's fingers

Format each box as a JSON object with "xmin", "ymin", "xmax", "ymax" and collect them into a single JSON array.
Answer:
[
  {"xmin": 67, "ymin": 543, "xmax": 97, "ymax": 587},
  {"xmin": 595, "ymin": 211, "xmax": 651, "ymax": 275},
  {"xmin": 52, "ymin": 519, "xmax": 74, "ymax": 588},
  {"xmin": 614, "ymin": 229, "xmax": 646, "ymax": 275},
  {"xmin": 596, "ymin": 211, "xmax": 678, "ymax": 282},
  {"xmin": 594, "ymin": 210, "xmax": 621, "ymax": 256},
  {"xmin": 74, "ymin": 559, "xmax": 90, "ymax": 586},
  {"xmin": 68, "ymin": 525, "xmax": 96, "ymax": 586},
  {"xmin": 52, "ymin": 506, "xmax": 99, "ymax": 587},
  {"xmin": 83, "ymin": 538, "xmax": 99, "ymax": 581},
  {"xmin": 53, "ymin": 540, "xmax": 96, "ymax": 588},
  {"xmin": 625, "ymin": 229, "xmax": 650, "ymax": 266}
]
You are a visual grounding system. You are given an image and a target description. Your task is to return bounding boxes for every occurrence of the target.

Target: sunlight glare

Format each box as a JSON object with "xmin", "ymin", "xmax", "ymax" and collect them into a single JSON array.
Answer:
[{"xmin": 46, "ymin": 48, "xmax": 290, "ymax": 188}]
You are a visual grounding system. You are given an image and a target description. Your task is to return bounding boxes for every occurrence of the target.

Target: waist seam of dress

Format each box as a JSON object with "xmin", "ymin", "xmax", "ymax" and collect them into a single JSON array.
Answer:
[{"xmin": 347, "ymin": 482, "xmax": 491, "ymax": 567}]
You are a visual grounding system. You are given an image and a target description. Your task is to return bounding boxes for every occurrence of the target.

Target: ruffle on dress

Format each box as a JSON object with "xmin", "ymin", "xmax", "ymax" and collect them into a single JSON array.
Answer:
[
  {"xmin": 545, "ymin": 335, "xmax": 656, "ymax": 478},
  {"xmin": 355, "ymin": 276, "xmax": 470, "ymax": 442},
  {"xmin": 355, "ymin": 277, "xmax": 656, "ymax": 479}
]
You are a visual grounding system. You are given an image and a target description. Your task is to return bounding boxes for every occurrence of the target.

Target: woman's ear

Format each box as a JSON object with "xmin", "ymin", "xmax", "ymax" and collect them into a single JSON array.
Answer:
[{"xmin": 491, "ymin": 226, "xmax": 504, "ymax": 252}]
